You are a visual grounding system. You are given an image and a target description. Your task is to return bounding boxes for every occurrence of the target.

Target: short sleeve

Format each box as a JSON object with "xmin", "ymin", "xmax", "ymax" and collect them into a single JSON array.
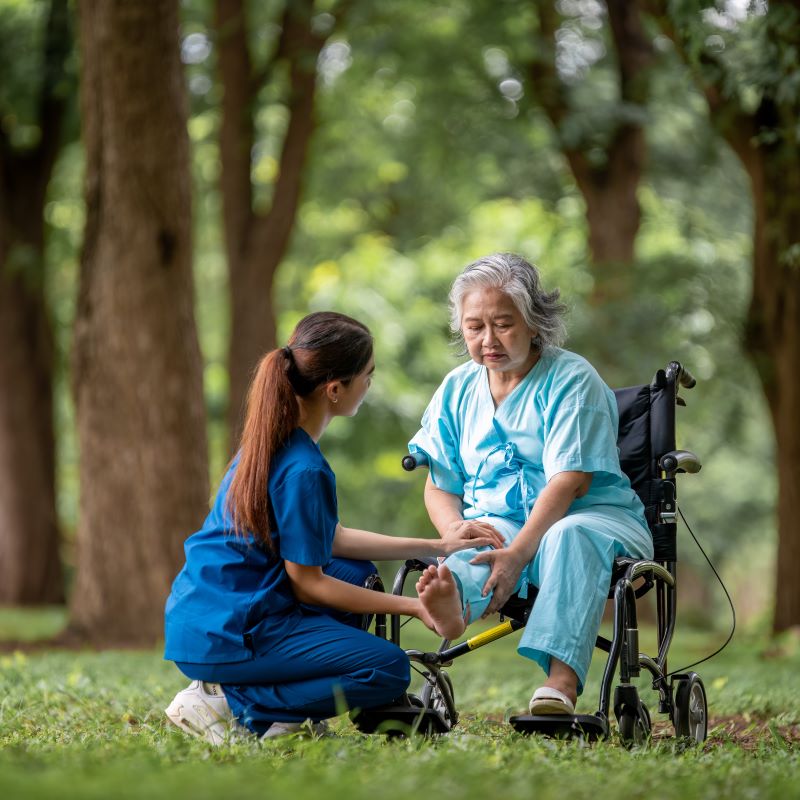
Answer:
[
  {"xmin": 408, "ymin": 383, "xmax": 465, "ymax": 496},
  {"xmin": 271, "ymin": 467, "xmax": 338, "ymax": 566},
  {"xmin": 541, "ymin": 368, "xmax": 623, "ymax": 482}
]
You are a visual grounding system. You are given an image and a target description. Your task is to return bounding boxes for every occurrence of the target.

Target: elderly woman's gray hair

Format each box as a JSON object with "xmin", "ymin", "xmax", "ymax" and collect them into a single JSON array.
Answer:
[{"xmin": 449, "ymin": 253, "xmax": 567, "ymax": 350}]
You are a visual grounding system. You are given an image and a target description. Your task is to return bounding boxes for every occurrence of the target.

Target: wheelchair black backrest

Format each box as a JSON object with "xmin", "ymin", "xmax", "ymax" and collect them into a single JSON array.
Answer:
[{"xmin": 614, "ymin": 366, "xmax": 682, "ymax": 562}]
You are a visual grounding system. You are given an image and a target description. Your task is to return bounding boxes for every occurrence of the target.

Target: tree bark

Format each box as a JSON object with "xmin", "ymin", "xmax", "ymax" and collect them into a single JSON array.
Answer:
[
  {"xmin": 70, "ymin": 0, "xmax": 208, "ymax": 644},
  {"xmin": 739, "ymin": 129, "xmax": 800, "ymax": 633},
  {"xmin": 0, "ymin": 0, "xmax": 71, "ymax": 604},
  {"xmin": 216, "ymin": 0, "xmax": 327, "ymax": 449},
  {"xmin": 0, "ymin": 231, "xmax": 62, "ymax": 604},
  {"xmin": 527, "ymin": 0, "xmax": 652, "ymax": 303}
]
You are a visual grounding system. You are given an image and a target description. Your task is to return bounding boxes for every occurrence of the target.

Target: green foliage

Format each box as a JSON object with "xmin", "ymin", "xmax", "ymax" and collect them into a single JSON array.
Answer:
[
  {"xmin": 0, "ymin": 0, "xmax": 78, "ymax": 150},
  {"xmin": 44, "ymin": 141, "xmax": 84, "ymax": 544},
  {"xmin": 307, "ymin": 0, "xmax": 567, "ymax": 248},
  {"xmin": 667, "ymin": 1, "xmax": 799, "ymax": 112},
  {"xmin": 0, "ymin": 623, "xmax": 798, "ymax": 799},
  {"xmin": 0, "ymin": 0, "xmax": 49, "ymax": 145}
]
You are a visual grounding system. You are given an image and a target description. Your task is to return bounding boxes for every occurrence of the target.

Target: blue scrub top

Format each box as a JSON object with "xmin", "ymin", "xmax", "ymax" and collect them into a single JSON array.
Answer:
[
  {"xmin": 409, "ymin": 348, "xmax": 646, "ymax": 525},
  {"xmin": 164, "ymin": 428, "xmax": 339, "ymax": 664}
]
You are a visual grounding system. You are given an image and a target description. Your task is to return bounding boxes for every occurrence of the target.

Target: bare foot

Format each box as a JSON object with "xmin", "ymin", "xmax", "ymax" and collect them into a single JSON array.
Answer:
[{"xmin": 415, "ymin": 563, "xmax": 466, "ymax": 640}]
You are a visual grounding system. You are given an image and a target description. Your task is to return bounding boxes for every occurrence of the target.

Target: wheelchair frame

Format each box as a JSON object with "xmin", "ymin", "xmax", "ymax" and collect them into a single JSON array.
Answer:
[{"xmin": 352, "ymin": 361, "xmax": 708, "ymax": 744}]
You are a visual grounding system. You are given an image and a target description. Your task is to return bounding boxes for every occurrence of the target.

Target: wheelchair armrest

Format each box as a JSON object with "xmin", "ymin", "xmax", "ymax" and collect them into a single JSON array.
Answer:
[
  {"xmin": 402, "ymin": 451, "xmax": 430, "ymax": 471},
  {"xmin": 659, "ymin": 449, "xmax": 702, "ymax": 476},
  {"xmin": 391, "ymin": 557, "xmax": 438, "ymax": 596}
]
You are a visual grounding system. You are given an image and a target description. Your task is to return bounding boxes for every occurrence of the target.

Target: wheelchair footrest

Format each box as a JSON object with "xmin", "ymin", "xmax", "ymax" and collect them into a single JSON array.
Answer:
[
  {"xmin": 509, "ymin": 713, "xmax": 609, "ymax": 740},
  {"xmin": 350, "ymin": 703, "xmax": 452, "ymax": 736}
]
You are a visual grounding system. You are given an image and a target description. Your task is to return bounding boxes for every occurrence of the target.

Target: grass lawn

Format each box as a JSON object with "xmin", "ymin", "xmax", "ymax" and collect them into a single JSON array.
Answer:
[{"xmin": 1, "ymin": 607, "xmax": 798, "ymax": 800}]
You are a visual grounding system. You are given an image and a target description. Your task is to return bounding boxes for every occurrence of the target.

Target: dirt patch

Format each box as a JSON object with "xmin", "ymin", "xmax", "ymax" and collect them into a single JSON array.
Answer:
[
  {"xmin": 705, "ymin": 715, "xmax": 797, "ymax": 750},
  {"xmin": 641, "ymin": 715, "xmax": 798, "ymax": 750}
]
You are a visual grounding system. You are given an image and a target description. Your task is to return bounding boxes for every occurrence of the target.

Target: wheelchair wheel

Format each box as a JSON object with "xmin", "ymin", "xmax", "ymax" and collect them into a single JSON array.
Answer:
[
  {"xmin": 673, "ymin": 673, "xmax": 707, "ymax": 743},
  {"xmin": 420, "ymin": 671, "xmax": 457, "ymax": 728},
  {"xmin": 617, "ymin": 702, "xmax": 651, "ymax": 747}
]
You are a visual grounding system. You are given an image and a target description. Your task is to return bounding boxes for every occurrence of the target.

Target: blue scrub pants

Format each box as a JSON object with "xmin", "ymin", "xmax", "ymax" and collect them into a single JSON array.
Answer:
[
  {"xmin": 444, "ymin": 508, "xmax": 653, "ymax": 695},
  {"xmin": 175, "ymin": 558, "xmax": 410, "ymax": 735}
]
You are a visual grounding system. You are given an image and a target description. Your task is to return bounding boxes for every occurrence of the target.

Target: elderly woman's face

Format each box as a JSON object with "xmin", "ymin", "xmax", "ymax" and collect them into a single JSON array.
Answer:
[{"xmin": 461, "ymin": 287, "xmax": 538, "ymax": 373}]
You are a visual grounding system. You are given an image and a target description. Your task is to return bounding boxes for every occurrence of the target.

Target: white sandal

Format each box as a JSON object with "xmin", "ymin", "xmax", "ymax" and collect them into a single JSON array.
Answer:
[{"xmin": 529, "ymin": 686, "xmax": 576, "ymax": 715}]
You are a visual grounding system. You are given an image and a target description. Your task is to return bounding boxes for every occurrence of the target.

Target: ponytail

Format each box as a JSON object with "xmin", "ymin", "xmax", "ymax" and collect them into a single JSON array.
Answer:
[
  {"xmin": 226, "ymin": 311, "xmax": 373, "ymax": 548},
  {"xmin": 227, "ymin": 348, "xmax": 298, "ymax": 547}
]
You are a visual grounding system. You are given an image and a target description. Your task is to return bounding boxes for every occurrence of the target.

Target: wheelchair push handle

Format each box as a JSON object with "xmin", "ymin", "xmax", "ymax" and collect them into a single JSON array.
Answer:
[
  {"xmin": 401, "ymin": 451, "xmax": 430, "ymax": 471},
  {"xmin": 667, "ymin": 361, "xmax": 696, "ymax": 390}
]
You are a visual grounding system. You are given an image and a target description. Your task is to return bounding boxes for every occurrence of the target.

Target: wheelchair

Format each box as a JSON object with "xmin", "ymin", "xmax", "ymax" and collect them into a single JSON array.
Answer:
[{"xmin": 352, "ymin": 361, "xmax": 708, "ymax": 745}]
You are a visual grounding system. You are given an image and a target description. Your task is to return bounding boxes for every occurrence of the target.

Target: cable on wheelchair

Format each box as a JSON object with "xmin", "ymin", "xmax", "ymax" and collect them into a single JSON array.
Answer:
[
  {"xmin": 666, "ymin": 507, "xmax": 736, "ymax": 677},
  {"xmin": 409, "ymin": 661, "xmax": 438, "ymax": 685}
]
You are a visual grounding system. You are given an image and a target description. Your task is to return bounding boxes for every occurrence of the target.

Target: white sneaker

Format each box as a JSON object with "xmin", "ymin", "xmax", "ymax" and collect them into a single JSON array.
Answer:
[
  {"xmin": 165, "ymin": 680, "xmax": 250, "ymax": 746},
  {"xmin": 261, "ymin": 719, "xmax": 329, "ymax": 740}
]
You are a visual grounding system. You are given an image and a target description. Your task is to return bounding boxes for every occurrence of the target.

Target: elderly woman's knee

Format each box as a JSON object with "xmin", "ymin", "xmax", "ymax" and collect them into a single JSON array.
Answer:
[
  {"xmin": 537, "ymin": 519, "xmax": 614, "ymax": 576},
  {"xmin": 539, "ymin": 519, "xmax": 597, "ymax": 557}
]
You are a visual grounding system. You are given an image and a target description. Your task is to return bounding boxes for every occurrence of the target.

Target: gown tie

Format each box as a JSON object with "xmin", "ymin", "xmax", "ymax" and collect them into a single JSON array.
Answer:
[{"xmin": 469, "ymin": 441, "xmax": 532, "ymax": 599}]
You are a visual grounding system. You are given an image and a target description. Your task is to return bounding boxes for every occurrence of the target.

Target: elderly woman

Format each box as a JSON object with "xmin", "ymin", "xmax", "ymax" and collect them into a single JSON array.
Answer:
[{"xmin": 411, "ymin": 253, "xmax": 653, "ymax": 715}]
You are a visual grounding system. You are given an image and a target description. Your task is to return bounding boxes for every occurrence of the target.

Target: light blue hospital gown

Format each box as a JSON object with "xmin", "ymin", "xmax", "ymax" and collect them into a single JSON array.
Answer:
[{"xmin": 409, "ymin": 347, "xmax": 653, "ymax": 693}]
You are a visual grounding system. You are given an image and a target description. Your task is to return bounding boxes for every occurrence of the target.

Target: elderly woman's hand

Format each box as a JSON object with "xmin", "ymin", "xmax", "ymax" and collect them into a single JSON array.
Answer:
[
  {"xmin": 440, "ymin": 526, "xmax": 505, "ymax": 556},
  {"xmin": 443, "ymin": 519, "xmax": 506, "ymax": 550},
  {"xmin": 469, "ymin": 548, "xmax": 528, "ymax": 615}
]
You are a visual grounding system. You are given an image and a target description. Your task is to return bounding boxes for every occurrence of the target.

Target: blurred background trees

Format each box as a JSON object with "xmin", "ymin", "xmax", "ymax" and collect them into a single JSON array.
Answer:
[
  {"xmin": 646, "ymin": 0, "xmax": 800, "ymax": 633},
  {"xmin": 0, "ymin": 0, "xmax": 72, "ymax": 606},
  {"xmin": 0, "ymin": 0, "xmax": 792, "ymax": 643},
  {"xmin": 525, "ymin": 0, "xmax": 653, "ymax": 302}
]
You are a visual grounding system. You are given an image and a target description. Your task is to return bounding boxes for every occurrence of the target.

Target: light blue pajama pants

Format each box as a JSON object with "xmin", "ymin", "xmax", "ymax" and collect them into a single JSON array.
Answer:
[{"xmin": 444, "ymin": 507, "xmax": 653, "ymax": 695}]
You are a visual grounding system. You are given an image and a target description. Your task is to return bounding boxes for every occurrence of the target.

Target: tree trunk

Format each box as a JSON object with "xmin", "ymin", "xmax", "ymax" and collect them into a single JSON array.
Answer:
[
  {"xmin": 216, "ymin": 0, "xmax": 325, "ymax": 450},
  {"xmin": 767, "ymin": 276, "xmax": 800, "ymax": 633},
  {"xmin": 740, "ymin": 137, "xmax": 800, "ymax": 633},
  {"xmin": 568, "ymin": 124, "xmax": 644, "ymax": 304},
  {"xmin": 0, "ymin": 243, "xmax": 62, "ymax": 604},
  {"xmin": 70, "ymin": 0, "xmax": 208, "ymax": 644},
  {"xmin": 528, "ymin": 0, "xmax": 652, "ymax": 303},
  {"xmin": 0, "ymin": 0, "xmax": 71, "ymax": 605}
]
